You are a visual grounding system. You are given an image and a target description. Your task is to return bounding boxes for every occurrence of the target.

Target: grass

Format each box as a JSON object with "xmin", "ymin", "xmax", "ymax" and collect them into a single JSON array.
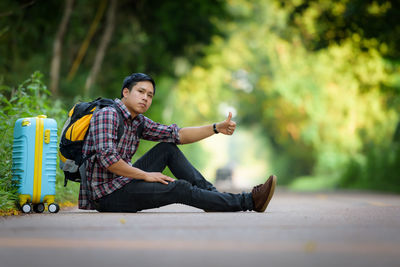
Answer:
[{"xmin": 288, "ymin": 175, "xmax": 341, "ymax": 192}]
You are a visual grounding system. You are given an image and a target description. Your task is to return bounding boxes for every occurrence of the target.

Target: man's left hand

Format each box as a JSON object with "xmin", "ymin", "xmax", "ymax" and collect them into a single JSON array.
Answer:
[{"xmin": 217, "ymin": 112, "xmax": 236, "ymax": 135}]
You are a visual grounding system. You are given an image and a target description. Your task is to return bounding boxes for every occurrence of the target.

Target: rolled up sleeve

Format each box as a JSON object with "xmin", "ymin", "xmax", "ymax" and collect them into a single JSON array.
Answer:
[
  {"xmin": 92, "ymin": 108, "xmax": 122, "ymax": 169},
  {"xmin": 141, "ymin": 116, "xmax": 181, "ymax": 144}
]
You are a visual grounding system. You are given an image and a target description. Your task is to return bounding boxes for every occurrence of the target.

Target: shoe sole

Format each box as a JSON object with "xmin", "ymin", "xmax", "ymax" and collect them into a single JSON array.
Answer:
[{"xmin": 260, "ymin": 175, "xmax": 277, "ymax": 212}]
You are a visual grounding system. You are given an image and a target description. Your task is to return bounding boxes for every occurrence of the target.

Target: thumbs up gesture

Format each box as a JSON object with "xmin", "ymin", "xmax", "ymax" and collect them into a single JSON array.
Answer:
[{"xmin": 216, "ymin": 112, "xmax": 236, "ymax": 135}]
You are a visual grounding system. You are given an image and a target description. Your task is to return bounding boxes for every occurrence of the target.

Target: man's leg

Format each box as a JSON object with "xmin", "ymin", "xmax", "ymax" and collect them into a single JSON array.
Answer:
[
  {"xmin": 97, "ymin": 178, "xmax": 253, "ymax": 212},
  {"xmin": 97, "ymin": 143, "xmax": 276, "ymax": 213},
  {"xmin": 133, "ymin": 142, "xmax": 217, "ymax": 191},
  {"xmin": 97, "ymin": 142, "xmax": 253, "ymax": 212}
]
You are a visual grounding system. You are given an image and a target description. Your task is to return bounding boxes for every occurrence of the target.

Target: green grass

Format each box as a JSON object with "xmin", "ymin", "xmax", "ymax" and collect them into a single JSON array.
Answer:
[{"xmin": 288, "ymin": 175, "xmax": 340, "ymax": 192}]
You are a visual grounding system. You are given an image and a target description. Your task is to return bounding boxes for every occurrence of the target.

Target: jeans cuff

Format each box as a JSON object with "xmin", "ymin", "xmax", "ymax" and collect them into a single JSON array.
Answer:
[{"xmin": 244, "ymin": 193, "xmax": 254, "ymax": 211}]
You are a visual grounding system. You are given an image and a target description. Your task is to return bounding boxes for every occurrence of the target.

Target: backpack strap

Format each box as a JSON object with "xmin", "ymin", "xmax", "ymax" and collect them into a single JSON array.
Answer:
[
  {"xmin": 112, "ymin": 103, "xmax": 144, "ymax": 140},
  {"xmin": 114, "ymin": 105, "xmax": 125, "ymax": 142},
  {"xmin": 137, "ymin": 121, "xmax": 144, "ymax": 138}
]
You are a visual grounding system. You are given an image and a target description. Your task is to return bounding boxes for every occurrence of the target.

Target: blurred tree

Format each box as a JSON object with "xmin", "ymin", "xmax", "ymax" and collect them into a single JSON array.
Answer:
[
  {"xmin": 1, "ymin": 0, "xmax": 399, "ymax": 192},
  {"xmin": 66, "ymin": 0, "xmax": 105, "ymax": 82},
  {"xmin": 278, "ymin": 0, "xmax": 400, "ymax": 114},
  {"xmin": 170, "ymin": 0, "xmax": 399, "ymax": 188},
  {"xmin": 84, "ymin": 0, "xmax": 116, "ymax": 96},
  {"xmin": 280, "ymin": 0, "xmax": 400, "ymax": 59},
  {"xmin": 0, "ymin": 0, "xmax": 229, "ymax": 102},
  {"xmin": 50, "ymin": 0, "xmax": 74, "ymax": 95}
]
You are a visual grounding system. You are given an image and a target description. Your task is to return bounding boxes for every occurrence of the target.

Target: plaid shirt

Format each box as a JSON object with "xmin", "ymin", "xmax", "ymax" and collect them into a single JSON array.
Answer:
[{"xmin": 79, "ymin": 98, "xmax": 180, "ymax": 210}]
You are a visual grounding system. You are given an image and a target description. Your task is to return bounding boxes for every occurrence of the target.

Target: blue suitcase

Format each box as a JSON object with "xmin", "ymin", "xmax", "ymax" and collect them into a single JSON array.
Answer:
[{"xmin": 12, "ymin": 115, "xmax": 60, "ymax": 213}]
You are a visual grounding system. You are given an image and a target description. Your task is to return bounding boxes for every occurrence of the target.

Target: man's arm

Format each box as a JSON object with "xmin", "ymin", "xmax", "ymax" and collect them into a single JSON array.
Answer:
[
  {"xmin": 179, "ymin": 112, "xmax": 236, "ymax": 144},
  {"xmin": 107, "ymin": 159, "xmax": 175, "ymax": 184}
]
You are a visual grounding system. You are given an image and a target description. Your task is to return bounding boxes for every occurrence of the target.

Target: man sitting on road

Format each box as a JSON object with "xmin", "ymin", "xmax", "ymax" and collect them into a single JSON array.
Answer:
[{"xmin": 79, "ymin": 73, "xmax": 277, "ymax": 212}]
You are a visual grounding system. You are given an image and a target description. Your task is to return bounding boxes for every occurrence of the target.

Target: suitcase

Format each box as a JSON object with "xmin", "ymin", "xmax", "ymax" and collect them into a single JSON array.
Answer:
[{"xmin": 12, "ymin": 115, "xmax": 60, "ymax": 213}]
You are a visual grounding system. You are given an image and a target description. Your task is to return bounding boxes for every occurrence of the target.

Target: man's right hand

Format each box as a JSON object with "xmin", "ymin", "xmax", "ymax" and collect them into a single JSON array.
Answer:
[
  {"xmin": 144, "ymin": 172, "xmax": 175, "ymax": 185},
  {"xmin": 107, "ymin": 159, "xmax": 175, "ymax": 184}
]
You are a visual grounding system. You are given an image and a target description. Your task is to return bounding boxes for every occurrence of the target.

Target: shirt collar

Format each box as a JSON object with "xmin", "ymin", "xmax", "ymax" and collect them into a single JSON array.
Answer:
[
  {"xmin": 114, "ymin": 98, "xmax": 132, "ymax": 120},
  {"xmin": 114, "ymin": 98, "xmax": 143, "ymax": 124}
]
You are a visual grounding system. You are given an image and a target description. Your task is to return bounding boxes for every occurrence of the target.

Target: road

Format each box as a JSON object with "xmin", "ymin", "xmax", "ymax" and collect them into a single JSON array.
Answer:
[{"xmin": 1, "ymin": 189, "xmax": 399, "ymax": 267}]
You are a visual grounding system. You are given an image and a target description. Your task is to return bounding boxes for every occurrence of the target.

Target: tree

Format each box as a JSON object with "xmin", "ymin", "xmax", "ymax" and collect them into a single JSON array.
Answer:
[
  {"xmin": 170, "ymin": 0, "xmax": 399, "ymax": 189},
  {"xmin": 0, "ymin": 0, "xmax": 229, "ymax": 101},
  {"xmin": 281, "ymin": 0, "xmax": 400, "ymax": 59},
  {"xmin": 50, "ymin": 0, "xmax": 74, "ymax": 95},
  {"xmin": 84, "ymin": 0, "xmax": 116, "ymax": 96}
]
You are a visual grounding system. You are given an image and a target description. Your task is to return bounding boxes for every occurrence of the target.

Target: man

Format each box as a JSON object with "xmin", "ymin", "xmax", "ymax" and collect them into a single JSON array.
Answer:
[{"xmin": 79, "ymin": 73, "xmax": 277, "ymax": 212}]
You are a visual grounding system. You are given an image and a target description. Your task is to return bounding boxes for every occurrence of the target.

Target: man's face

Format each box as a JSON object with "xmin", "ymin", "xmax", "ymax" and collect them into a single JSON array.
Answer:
[{"xmin": 122, "ymin": 81, "xmax": 154, "ymax": 117}]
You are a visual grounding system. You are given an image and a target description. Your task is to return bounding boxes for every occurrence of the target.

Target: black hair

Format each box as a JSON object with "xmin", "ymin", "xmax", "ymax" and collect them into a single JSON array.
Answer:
[{"xmin": 120, "ymin": 73, "xmax": 156, "ymax": 98}]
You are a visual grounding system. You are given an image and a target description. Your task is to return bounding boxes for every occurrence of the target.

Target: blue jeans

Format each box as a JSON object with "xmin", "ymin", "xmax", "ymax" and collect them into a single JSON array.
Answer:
[{"xmin": 96, "ymin": 143, "xmax": 253, "ymax": 212}]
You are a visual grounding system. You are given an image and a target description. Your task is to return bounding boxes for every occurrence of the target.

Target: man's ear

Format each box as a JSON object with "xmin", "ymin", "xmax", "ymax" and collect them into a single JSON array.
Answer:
[{"xmin": 122, "ymin": 87, "xmax": 130, "ymax": 98}]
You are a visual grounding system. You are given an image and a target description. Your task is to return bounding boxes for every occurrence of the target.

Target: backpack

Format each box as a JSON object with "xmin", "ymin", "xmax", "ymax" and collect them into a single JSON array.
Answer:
[{"xmin": 59, "ymin": 97, "xmax": 143, "ymax": 186}]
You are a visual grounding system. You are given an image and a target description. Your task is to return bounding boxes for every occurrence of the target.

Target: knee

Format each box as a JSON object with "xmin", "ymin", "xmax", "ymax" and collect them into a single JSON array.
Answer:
[
  {"xmin": 170, "ymin": 180, "xmax": 192, "ymax": 203},
  {"xmin": 155, "ymin": 142, "xmax": 179, "ymax": 154},
  {"xmin": 173, "ymin": 180, "xmax": 191, "ymax": 190},
  {"xmin": 172, "ymin": 180, "xmax": 192, "ymax": 199}
]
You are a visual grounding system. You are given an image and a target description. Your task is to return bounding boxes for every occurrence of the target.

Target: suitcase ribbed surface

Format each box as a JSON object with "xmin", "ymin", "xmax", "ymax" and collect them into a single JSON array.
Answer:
[{"xmin": 12, "ymin": 116, "xmax": 58, "ymax": 205}]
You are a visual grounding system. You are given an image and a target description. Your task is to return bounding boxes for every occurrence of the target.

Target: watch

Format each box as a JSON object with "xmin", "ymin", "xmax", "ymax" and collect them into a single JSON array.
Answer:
[{"xmin": 213, "ymin": 123, "xmax": 219, "ymax": 134}]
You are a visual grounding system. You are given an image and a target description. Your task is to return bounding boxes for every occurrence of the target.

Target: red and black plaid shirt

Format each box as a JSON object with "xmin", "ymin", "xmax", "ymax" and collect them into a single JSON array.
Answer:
[{"xmin": 79, "ymin": 98, "xmax": 180, "ymax": 210}]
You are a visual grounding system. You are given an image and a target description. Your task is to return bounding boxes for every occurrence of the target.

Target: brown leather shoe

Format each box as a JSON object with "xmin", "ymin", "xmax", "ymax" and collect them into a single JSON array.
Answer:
[{"xmin": 252, "ymin": 175, "xmax": 277, "ymax": 212}]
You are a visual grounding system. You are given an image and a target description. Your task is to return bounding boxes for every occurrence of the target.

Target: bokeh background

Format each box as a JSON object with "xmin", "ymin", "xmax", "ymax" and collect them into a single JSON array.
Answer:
[{"xmin": 1, "ymin": 0, "xmax": 399, "ymax": 210}]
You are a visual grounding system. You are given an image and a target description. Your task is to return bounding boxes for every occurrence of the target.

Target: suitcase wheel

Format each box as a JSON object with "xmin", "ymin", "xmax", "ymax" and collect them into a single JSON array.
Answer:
[
  {"xmin": 48, "ymin": 203, "xmax": 60, "ymax": 213},
  {"xmin": 33, "ymin": 203, "xmax": 45, "ymax": 213},
  {"xmin": 21, "ymin": 203, "xmax": 32, "ymax": 213}
]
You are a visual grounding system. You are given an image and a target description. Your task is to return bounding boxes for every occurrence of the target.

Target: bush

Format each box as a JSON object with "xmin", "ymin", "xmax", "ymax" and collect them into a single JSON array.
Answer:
[
  {"xmin": 339, "ymin": 142, "xmax": 400, "ymax": 193},
  {"xmin": 0, "ymin": 71, "xmax": 70, "ymax": 212}
]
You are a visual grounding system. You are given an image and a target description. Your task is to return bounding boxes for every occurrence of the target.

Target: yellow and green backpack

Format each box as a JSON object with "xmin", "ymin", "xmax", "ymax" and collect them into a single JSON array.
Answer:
[{"xmin": 59, "ymin": 98, "xmax": 125, "ymax": 186}]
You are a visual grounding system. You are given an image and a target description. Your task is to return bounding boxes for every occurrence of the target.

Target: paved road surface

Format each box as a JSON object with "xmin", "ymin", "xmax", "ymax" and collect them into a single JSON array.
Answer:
[{"xmin": 1, "ymin": 190, "xmax": 400, "ymax": 267}]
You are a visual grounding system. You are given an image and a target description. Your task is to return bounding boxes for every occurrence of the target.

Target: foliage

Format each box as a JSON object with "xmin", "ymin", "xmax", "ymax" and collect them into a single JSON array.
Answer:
[
  {"xmin": 170, "ymin": 0, "xmax": 400, "ymax": 190},
  {"xmin": 0, "ymin": 71, "xmax": 70, "ymax": 211},
  {"xmin": 0, "ymin": 0, "xmax": 229, "ymax": 100},
  {"xmin": 339, "ymin": 142, "xmax": 400, "ymax": 193},
  {"xmin": 1, "ymin": 0, "xmax": 399, "ymax": 196},
  {"xmin": 281, "ymin": 0, "xmax": 400, "ymax": 59}
]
